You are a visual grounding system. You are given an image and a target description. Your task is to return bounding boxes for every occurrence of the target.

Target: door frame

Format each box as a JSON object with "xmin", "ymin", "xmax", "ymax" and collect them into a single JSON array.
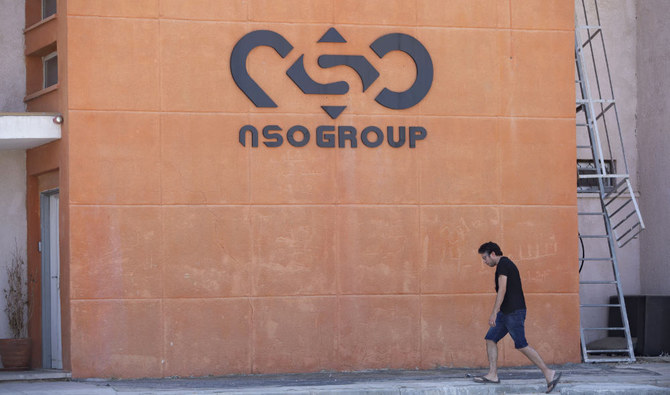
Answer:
[{"xmin": 40, "ymin": 188, "xmax": 62, "ymax": 369}]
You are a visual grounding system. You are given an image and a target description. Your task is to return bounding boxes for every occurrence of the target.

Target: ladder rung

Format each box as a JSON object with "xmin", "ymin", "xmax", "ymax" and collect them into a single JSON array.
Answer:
[
  {"xmin": 577, "ymin": 144, "xmax": 591, "ymax": 148},
  {"xmin": 616, "ymin": 223, "xmax": 641, "ymax": 242},
  {"xmin": 579, "ymin": 258, "xmax": 613, "ymax": 261},
  {"xmin": 579, "ymin": 174, "xmax": 628, "ymax": 179},
  {"xmin": 581, "ymin": 304, "xmax": 620, "ymax": 307},
  {"xmin": 584, "ymin": 357, "xmax": 635, "ymax": 363},
  {"xmin": 581, "ymin": 29, "xmax": 602, "ymax": 48},
  {"xmin": 578, "ymin": 212, "xmax": 605, "ymax": 216},
  {"xmin": 577, "ymin": 25, "xmax": 602, "ymax": 30},
  {"xmin": 576, "ymin": 99, "xmax": 615, "ymax": 104},
  {"xmin": 604, "ymin": 180, "xmax": 631, "ymax": 200},
  {"xmin": 617, "ymin": 227, "xmax": 644, "ymax": 248},
  {"xmin": 605, "ymin": 191, "xmax": 627, "ymax": 204},
  {"xmin": 579, "ymin": 235, "xmax": 609, "ymax": 239},
  {"xmin": 595, "ymin": 103, "xmax": 616, "ymax": 120},
  {"xmin": 609, "ymin": 199, "xmax": 633, "ymax": 219},
  {"xmin": 586, "ymin": 349, "xmax": 630, "ymax": 353},
  {"xmin": 580, "ymin": 281, "xmax": 617, "ymax": 284},
  {"xmin": 582, "ymin": 327, "xmax": 625, "ymax": 331},
  {"xmin": 612, "ymin": 211, "xmax": 637, "ymax": 230}
]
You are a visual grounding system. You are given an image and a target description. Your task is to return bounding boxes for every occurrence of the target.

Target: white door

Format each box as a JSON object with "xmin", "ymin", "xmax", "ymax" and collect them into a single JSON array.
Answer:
[
  {"xmin": 48, "ymin": 193, "xmax": 62, "ymax": 369},
  {"xmin": 41, "ymin": 190, "xmax": 62, "ymax": 369}
]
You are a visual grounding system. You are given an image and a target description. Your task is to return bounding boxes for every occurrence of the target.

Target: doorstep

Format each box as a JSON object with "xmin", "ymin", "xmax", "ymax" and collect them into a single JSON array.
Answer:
[{"xmin": 0, "ymin": 369, "xmax": 71, "ymax": 382}]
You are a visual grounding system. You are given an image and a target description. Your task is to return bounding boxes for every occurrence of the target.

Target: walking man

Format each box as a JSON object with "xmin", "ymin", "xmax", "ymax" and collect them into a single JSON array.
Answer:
[{"xmin": 475, "ymin": 241, "xmax": 562, "ymax": 393}]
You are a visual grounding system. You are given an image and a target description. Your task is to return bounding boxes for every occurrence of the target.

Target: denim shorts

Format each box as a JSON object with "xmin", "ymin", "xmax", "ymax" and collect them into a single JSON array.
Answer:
[{"xmin": 484, "ymin": 309, "xmax": 528, "ymax": 349}]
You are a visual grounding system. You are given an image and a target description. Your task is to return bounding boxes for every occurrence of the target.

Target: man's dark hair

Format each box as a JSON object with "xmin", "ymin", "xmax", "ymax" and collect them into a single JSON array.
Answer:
[{"xmin": 478, "ymin": 241, "xmax": 503, "ymax": 256}]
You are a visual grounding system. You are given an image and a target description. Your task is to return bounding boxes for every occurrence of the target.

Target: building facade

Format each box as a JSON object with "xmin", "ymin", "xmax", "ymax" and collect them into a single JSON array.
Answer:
[{"xmin": 5, "ymin": 0, "xmax": 646, "ymax": 378}]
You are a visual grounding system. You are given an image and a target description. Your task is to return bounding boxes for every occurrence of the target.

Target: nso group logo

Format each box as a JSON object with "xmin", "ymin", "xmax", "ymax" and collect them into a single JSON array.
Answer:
[{"xmin": 231, "ymin": 27, "xmax": 433, "ymax": 149}]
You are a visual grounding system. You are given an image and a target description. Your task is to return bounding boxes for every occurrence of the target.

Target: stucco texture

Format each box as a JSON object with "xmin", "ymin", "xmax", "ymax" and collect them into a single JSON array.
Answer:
[
  {"xmin": 0, "ymin": 150, "xmax": 27, "ymax": 339},
  {"xmin": 0, "ymin": 0, "xmax": 27, "ymax": 340},
  {"xmin": 63, "ymin": 0, "xmax": 578, "ymax": 378},
  {"xmin": 637, "ymin": 0, "xmax": 670, "ymax": 294},
  {"xmin": 0, "ymin": 0, "xmax": 26, "ymax": 112}
]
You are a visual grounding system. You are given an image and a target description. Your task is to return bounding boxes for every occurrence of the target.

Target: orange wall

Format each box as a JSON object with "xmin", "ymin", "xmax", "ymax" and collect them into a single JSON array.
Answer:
[{"xmin": 64, "ymin": 0, "xmax": 578, "ymax": 378}]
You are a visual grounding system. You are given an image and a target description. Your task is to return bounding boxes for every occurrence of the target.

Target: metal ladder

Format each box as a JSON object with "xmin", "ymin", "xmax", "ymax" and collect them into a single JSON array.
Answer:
[{"xmin": 575, "ymin": 0, "xmax": 644, "ymax": 363}]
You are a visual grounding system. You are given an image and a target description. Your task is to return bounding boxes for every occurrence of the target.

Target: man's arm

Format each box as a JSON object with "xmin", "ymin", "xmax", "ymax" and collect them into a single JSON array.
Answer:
[{"xmin": 489, "ymin": 274, "xmax": 507, "ymax": 327}]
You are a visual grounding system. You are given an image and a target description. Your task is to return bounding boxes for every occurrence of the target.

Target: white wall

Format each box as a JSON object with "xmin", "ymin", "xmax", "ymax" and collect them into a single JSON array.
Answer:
[
  {"xmin": 0, "ymin": 151, "xmax": 27, "ymax": 339},
  {"xmin": 637, "ymin": 0, "xmax": 670, "ymax": 295},
  {"xmin": 0, "ymin": 0, "xmax": 27, "ymax": 338},
  {"xmin": 0, "ymin": 0, "xmax": 26, "ymax": 113},
  {"xmin": 596, "ymin": 0, "xmax": 640, "ymax": 294}
]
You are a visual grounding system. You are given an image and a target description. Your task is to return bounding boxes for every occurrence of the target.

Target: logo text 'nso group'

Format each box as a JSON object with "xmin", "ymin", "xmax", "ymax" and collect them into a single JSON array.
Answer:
[{"xmin": 230, "ymin": 28, "xmax": 433, "ymax": 149}]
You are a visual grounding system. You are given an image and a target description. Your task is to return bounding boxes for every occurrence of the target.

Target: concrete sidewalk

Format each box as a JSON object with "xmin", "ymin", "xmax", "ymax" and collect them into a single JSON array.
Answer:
[{"xmin": 1, "ymin": 358, "xmax": 669, "ymax": 394}]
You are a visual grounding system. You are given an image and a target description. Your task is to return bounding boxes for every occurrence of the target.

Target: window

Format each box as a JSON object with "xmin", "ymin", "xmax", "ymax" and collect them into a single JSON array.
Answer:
[
  {"xmin": 577, "ymin": 159, "xmax": 616, "ymax": 193},
  {"xmin": 42, "ymin": 0, "xmax": 57, "ymax": 19},
  {"xmin": 43, "ymin": 52, "xmax": 58, "ymax": 89}
]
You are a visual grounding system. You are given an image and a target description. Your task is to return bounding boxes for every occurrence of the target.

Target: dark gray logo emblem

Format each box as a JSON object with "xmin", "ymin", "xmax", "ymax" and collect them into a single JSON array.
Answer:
[{"xmin": 230, "ymin": 28, "xmax": 433, "ymax": 119}]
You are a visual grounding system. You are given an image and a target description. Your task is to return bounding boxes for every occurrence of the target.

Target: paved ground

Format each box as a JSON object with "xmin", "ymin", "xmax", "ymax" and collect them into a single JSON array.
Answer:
[{"xmin": 0, "ymin": 358, "xmax": 669, "ymax": 394}]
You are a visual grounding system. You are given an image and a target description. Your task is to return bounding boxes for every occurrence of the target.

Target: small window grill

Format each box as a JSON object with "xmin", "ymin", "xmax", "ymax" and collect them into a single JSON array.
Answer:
[
  {"xmin": 43, "ymin": 52, "xmax": 58, "ymax": 89},
  {"xmin": 577, "ymin": 159, "xmax": 616, "ymax": 193},
  {"xmin": 42, "ymin": 0, "xmax": 57, "ymax": 19}
]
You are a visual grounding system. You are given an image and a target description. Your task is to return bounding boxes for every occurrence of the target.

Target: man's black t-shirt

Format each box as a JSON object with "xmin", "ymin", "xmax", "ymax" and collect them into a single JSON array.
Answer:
[{"xmin": 495, "ymin": 257, "xmax": 526, "ymax": 313}]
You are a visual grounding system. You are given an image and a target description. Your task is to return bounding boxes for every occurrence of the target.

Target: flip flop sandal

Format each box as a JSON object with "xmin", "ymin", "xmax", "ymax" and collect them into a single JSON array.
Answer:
[
  {"xmin": 546, "ymin": 371, "xmax": 562, "ymax": 393},
  {"xmin": 473, "ymin": 376, "xmax": 500, "ymax": 384}
]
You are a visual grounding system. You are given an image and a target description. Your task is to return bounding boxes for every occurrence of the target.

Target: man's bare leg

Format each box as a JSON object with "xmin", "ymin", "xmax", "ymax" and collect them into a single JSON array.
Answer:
[
  {"xmin": 517, "ymin": 345, "xmax": 556, "ymax": 384},
  {"xmin": 483, "ymin": 340, "xmax": 499, "ymax": 381}
]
